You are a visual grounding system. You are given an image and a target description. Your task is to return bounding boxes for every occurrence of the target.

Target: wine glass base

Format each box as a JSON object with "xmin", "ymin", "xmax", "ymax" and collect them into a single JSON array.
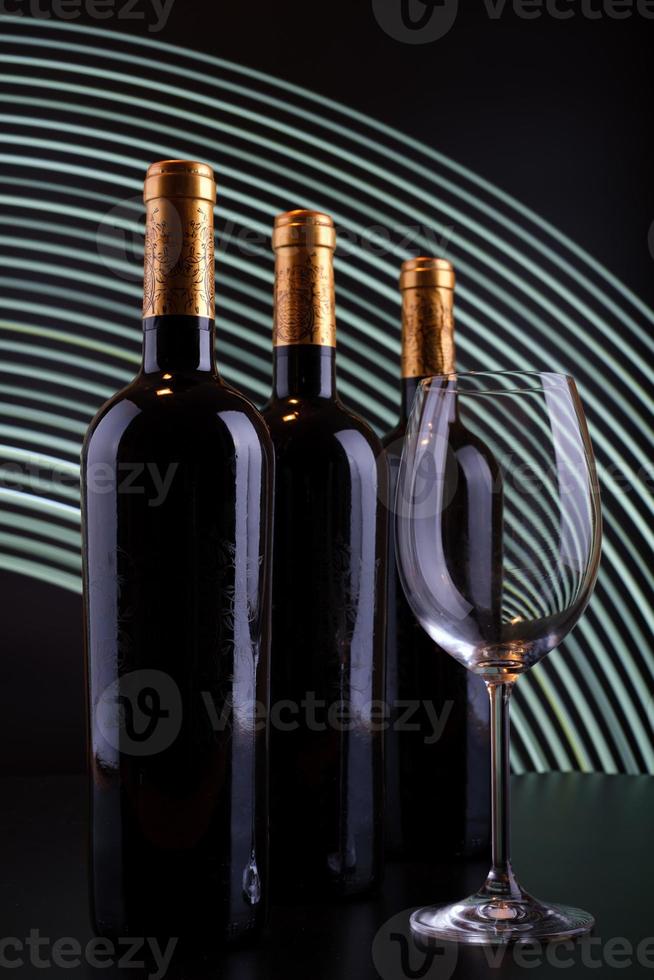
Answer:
[{"xmin": 410, "ymin": 892, "xmax": 594, "ymax": 946}]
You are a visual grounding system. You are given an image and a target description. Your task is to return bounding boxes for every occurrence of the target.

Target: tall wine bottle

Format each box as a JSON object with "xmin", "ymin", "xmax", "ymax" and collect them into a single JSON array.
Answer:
[
  {"xmin": 262, "ymin": 210, "xmax": 387, "ymax": 899},
  {"xmin": 383, "ymin": 257, "xmax": 491, "ymax": 861},
  {"xmin": 82, "ymin": 162, "xmax": 274, "ymax": 943}
]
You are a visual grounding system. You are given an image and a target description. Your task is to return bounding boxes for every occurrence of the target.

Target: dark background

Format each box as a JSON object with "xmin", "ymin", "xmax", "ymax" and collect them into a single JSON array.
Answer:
[{"xmin": 0, "ymin": 0, "xmax": 652, "ymax": 777}]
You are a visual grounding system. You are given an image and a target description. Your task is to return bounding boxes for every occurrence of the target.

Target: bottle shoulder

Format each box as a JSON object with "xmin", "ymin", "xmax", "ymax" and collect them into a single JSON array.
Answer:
[
  {"xmin": 261, "ymin": 397, "xmax": 381, "ymax": 440},
  {"xmin": 83, "ymin": 373, "xmax": 272, "ymax": 463},
  {"xmin": 262, "ymin": 395, "xmax": 383, "ymax": 455}
]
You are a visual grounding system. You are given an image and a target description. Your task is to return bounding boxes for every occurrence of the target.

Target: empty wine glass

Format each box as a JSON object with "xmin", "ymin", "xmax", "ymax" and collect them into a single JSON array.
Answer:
[{"xmin": 395, "ymin": 371, "xmax": 602, "ymax": 944}]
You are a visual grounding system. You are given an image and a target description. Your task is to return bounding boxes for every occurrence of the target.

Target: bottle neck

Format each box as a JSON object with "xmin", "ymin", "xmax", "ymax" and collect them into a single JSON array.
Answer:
[
  {"xmin": 273, "ymin": 345, "xmax": 336, "ymax": 400},
  {"xmin": 399, "ymin": 283, "xmax": 456, "ymax": 423},
  {"xmin": 141, "ymin": 192, "xmax": 216, "ymax": 376},
  {"xmin": 271, "ymin": 240, "xmax": 337, "ymax": 400},
  {"xmin": 143, "ymin": 193, "xmax": 215, "ymax": 317},
  {"xmin": 142, "ymin": 316, "xmax": 216, "ymax": 375},
  {"xmin": 272, "ymin": 241, "xmax": 336, "ymax": 342}
]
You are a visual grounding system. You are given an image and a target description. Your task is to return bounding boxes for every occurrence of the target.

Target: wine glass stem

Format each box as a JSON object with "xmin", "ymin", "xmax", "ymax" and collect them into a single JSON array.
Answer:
[{"xmin": 484, "ymin": 680, "xmax": 520, "ymax": 899}]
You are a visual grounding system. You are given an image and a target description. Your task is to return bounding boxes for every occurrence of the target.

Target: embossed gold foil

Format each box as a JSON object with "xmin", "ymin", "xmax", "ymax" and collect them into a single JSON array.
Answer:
[
  {"xmin": 272, "ymin": 210, "xmax": 337, "ymax": 347},
  {"xmin": 400, "ymin": 257, "xmax": 456, "ymax": 378},
  {"xmin": 142, "ymin": 160, "xmax": 217, "ymax": 319}
]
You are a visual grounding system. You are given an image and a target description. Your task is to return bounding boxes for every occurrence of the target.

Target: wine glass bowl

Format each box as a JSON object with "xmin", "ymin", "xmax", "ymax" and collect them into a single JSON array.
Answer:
[
  {"xmin": 395, "ymin": 370, "xmax": 602, "ymax": 944},
  {"xmin": 397, "ymin": 371, "xmax": 601, "ymax": 682}
]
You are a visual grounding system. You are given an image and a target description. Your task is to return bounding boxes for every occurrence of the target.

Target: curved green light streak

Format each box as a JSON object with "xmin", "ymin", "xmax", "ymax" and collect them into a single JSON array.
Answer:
[
  {"xmin": 0, "ymin": 511, "xmax": 81, "ymax": 549},
  {"xmin": 510, "ymin": 702, "xmax": 549, "ymax": 773},
  {"xmin": 2, "ymin": 145, "xmax": 647, "ymax": 478},
  {"xmin": 0, "ymin": 486, "xmax": 79, "ymax": 522},
  {"xmin": 0, "ymin": 530, "xmax": 80, "ymax": 573},
  {"xmin": 448, "ymin": 407, "xmax": 648, "ymax": 768},
  {"xmin": 0, "ymin": 314, "xmax": 136, "ymax": 368},
  {"xmin": 2, "ymin": 138, "xmax": 652, "ymax": 487},
  {"xmin": 0, "ymin": 553, "xmax": 80, "ymax": 593},
  {"xmin": 0, "ymin": 424, "xmax": 80, "ymax": 459},
  {"xmin": 0, "ymin": 444, "xmax": 79, "ymax": 476},
  {"xmin": 568, "ymin": 614, "xmax": 652, "ymax": 772},
  {"xmin": 0, "ymin": 225, "xmax": 139, "ymax": 300},
  {"xmin": 0, "ymin": 469, "xmax": 79, "ymax": 503},
  {"xmin": 0, "ymin": 337, "xmax": 132, "ymax": 387},
  {"xmin": 476, "ymin": 382, "xmax": 654, "ymax": 695},
  {"xmin": 0, "ymin": 464, "xmax": 79, "ymax": 502},
  {"xmin": 3, "ymin": 182, "xmax": 653, "ymax": 512},
  {"xmin": 15, "ymin": 270, "xmax": 642, "ymax": 611},
  {"xmin": 464, "ymin": 394, "xmax": 594, "ymax": 617},
  {"xmin": 458, "ymin": 307, "xmax": 654, "ymax": 560},
  {"xmin": 0, "ymin": 382, "xmax": 97, "ymax": 419},
  {"xmin": 562, "ymin": 636, "xmax": 641, "ymax": 773},
  {"xmin": 516, "ymin": 675, "xmax": 573, "ymax": 771},
  {"xmin": 0, "ymin": 166, "xmax": 402, "ymax": 358},
  {"xmin": 2, "ymin": 105, "xmax": 652, "ymax": 437},
  {"xmin": 2, "ymin": 93, "xmax": 652, "ymax": 415},
  {"xmin": 457, "ymin": 303, "xmax": 653, "ymax": 476},
  {"xmin": 0, "ymin": 401, "xmax": 86, "ymax": 436},
  {"xmin": 1, "ymin": 294, "xmax": 642, "ymax": 644},
  {"xmin": 0, "ymin": 248, "xmax": 402, "ymax": 421},
  {"xmin": 0, "ymin": 308, "xmax": 394, "ymax": 425},
  {"xmin": 530, "ymin": 664, "xmax": 597, "ymax": 773},
  {"xmin": 2, "ymin": 360, "xmax": 115, "ymax": 401},
  {"xmin": 2, "ymin": 24, "xmax": 652, "ymax": 343},
  {"xmin": 0, "ymin": 207, "xmax": 400, "ymax": 372},
  {"xmin": 0, "ymin": 274, "xmax": 137, "ymax": 335}
]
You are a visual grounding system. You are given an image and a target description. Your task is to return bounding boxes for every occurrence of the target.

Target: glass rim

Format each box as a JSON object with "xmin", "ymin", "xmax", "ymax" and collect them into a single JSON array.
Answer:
[{"xmin": 418, "ymin": 369, "xmax": 575, "ymax": 396}]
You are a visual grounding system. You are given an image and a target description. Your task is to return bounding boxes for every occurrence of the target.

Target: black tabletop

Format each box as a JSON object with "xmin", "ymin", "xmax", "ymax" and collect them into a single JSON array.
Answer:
[{"xmin": 1, "ymin": 773, "xmax": 651, "ymax": 979}]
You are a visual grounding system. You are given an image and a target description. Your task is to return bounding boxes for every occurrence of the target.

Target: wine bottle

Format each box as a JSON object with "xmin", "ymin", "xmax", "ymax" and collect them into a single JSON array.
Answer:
[
  {"xmin": 383, "ymin": 257, "xmax": 491, "ymax": 861},
  {"xmin": 262, "ymin": 210, "xmax": 387, "ymax": 899},
  {"xmin": 82, "ymin": 161, "xmax": 273, "ymax": 944}
]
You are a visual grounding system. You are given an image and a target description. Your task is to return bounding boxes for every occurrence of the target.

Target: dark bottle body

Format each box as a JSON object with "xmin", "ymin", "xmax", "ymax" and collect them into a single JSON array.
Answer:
[
  {"xmin": 263, "ymin": 345, "xmax": 387, "ymax": 899},
  {"xmin": 384, "ymin": 376, "xmax": 491, "ymax": 861},
  {"xmin": 82, "ymin": 316, "xmax": 273, "ymax": 943}
]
